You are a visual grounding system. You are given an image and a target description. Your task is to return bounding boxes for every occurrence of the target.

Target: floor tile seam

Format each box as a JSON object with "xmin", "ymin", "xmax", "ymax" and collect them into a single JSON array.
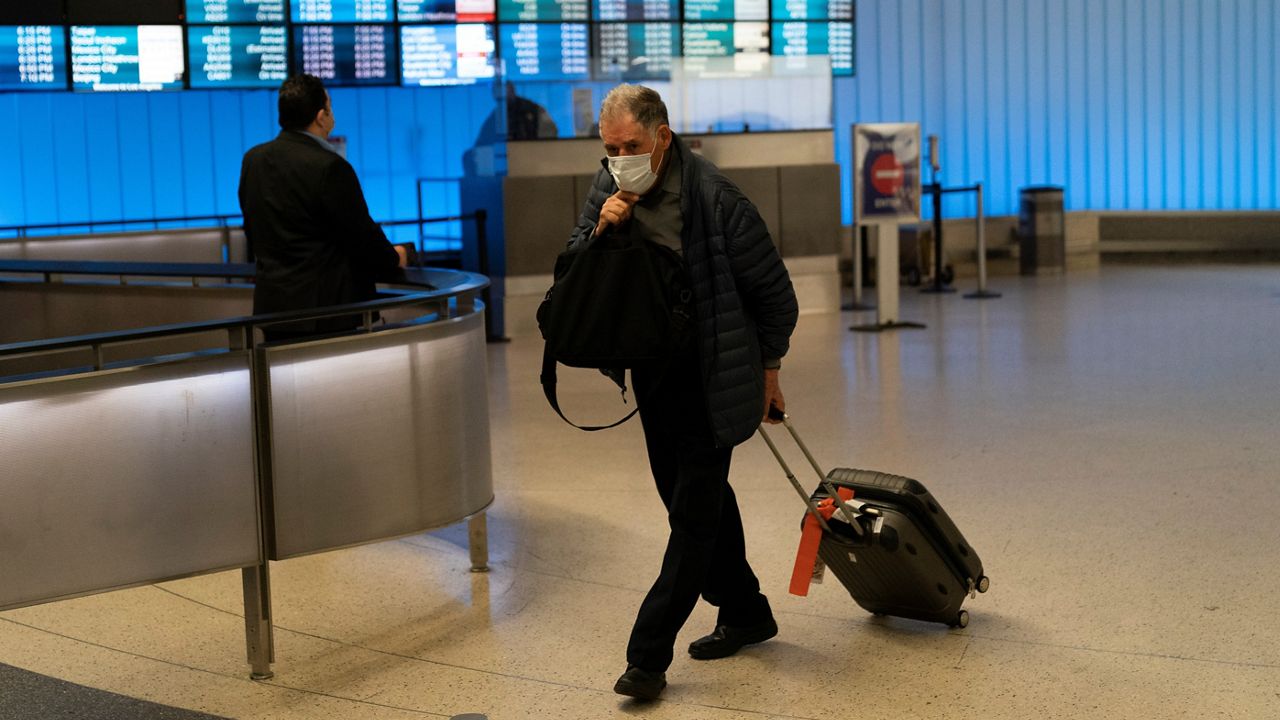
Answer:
[
  {"xmin": 0, "ymin": 616, "xmax": 450, "ymax": 718},
  {"xmin": 207, "ymin": 613, "xmax": 827, "ymax": 720},
  {"xmin": 918, "ymin": 626, "xmax": 1280, "ymax": 671},
  {"xmin": 133, "ymin": 588, "xmax": 829, "ymax": 719}
]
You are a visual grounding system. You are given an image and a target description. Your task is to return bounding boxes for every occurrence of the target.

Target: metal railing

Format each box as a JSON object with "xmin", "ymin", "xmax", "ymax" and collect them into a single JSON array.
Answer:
[{"xmin": 0, "ymin": 261, "xmax": 494, "ymax": 680}]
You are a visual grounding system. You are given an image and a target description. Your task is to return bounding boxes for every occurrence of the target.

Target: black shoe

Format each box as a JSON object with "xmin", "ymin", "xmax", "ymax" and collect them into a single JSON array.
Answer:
[
  {"xmin": 687, "ymin": 618, "xmax": 779, "ymax": 660},
  {"xmin": 613, "ymin": 665, "xmax": 666, "ymax": 701}
]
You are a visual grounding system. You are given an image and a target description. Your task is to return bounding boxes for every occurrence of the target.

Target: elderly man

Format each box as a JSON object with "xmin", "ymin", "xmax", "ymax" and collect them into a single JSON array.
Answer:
[
  {"xmin": 568, "ymin": 85, "xmax": 798, "ymax": 700},
  {"xmin": 239, "ymin": 74, "xmax": 406, "ymax": 340}
]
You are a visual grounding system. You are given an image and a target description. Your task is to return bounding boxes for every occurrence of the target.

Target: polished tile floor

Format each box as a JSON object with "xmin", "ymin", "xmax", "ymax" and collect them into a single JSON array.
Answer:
[{"xmin": 2, "ymin": 265, "xmax": 1279, "ymax": 719}]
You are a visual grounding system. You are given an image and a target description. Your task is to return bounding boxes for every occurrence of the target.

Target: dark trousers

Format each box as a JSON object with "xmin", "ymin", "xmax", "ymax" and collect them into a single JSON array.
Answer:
[{"xmin": 625, "ymin": 352, "xmax": 773, "ymax": 672}]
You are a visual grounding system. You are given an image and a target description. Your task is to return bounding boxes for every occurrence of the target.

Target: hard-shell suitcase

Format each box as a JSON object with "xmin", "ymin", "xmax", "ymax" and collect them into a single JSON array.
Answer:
[{"xmin": 758, "ymin": 414, "xmax": 990, "ymax": 628}]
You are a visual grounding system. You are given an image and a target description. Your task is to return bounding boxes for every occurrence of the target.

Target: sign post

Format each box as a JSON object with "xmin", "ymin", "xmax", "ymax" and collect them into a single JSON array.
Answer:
[{"xmin": 851, "ymin": 123, "xmax": 926, "ymax": 332}]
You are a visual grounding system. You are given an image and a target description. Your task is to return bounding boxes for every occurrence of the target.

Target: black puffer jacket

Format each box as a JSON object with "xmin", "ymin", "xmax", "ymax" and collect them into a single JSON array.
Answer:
[{"xmin": 569, "ymin": 134, "xmax": 798, "ymax": 447}]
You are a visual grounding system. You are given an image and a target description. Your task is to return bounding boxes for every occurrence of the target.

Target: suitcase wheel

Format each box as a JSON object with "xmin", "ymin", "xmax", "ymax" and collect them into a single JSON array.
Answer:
[
  {"xmin": 977, "ymin": 576, "xmax": 991, "ymax": 593},
  {"xmin": 950, "ymin": 610, "xmax": 969, "ymax": 629}
]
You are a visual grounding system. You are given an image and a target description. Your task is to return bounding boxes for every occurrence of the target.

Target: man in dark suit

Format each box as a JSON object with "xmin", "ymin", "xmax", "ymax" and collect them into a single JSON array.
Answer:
[{"xmin": 239, "ymin": 74, "xmax": 406, "ymax": 339}]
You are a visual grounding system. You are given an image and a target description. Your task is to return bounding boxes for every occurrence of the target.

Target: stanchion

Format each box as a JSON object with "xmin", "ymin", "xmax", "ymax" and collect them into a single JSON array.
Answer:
[
  {"xmin": 964, "ymin": 182, "xmax": 1002, "ymax": 299},
  {"xmin": 920, "ymin": 183, "xmax": 957, "ymax": 294}
]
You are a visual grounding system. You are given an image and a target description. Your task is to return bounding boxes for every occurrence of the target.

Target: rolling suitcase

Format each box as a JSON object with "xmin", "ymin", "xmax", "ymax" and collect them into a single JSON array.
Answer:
[{"xmin": 758, "ymin": 413, "xmax": 990, "ymax": 628}]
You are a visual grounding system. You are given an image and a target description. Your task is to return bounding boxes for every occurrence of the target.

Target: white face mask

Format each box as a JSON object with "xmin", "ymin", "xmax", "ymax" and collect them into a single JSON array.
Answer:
[{"xmin": 607, "ymin": 131, "xmax": 664, "ymax": 194}]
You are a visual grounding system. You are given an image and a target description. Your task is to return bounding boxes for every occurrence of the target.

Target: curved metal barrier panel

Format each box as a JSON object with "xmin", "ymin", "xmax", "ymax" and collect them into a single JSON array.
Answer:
[
  {"xmin": 262, "ymin": 311, "xmax": 494, "ymax": 560},
  {"xmin": 0, "ymin": 354, "xmax": 259, "ymax": 610}
]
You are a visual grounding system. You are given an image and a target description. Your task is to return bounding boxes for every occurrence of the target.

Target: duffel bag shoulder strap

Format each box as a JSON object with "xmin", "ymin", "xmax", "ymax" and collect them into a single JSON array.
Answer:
[{"xmin": 540, "ymin": 344, "xmax": 637, "ymax": 431}]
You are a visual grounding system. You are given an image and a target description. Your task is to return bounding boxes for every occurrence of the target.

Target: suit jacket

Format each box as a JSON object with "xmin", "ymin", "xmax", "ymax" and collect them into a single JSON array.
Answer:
[{"xmin": 238, "ymin": 130, "xmax": 401, "ymax": 334}]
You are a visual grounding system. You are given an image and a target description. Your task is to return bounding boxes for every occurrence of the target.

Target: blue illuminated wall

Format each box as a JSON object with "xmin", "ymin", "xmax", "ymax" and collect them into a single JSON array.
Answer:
[
  {"xmin": 841, "ymin": 0, "xmax": 1278, "ymax": 222},
  {"xmin": 0, "ymin": 0, "xmax": 1276, "ymax": 232}
]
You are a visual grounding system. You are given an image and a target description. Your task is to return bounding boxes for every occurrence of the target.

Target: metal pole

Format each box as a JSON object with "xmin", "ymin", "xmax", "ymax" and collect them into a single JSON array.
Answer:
[
  {"xmin": 964, "ymin": 182, "xmax": 1002, "ymax": 299},
  {"xmin": 921, "ymin": 184, "xmax": 955, "ymax": 293},
  {"xmin": 468, "ymin": 512, "xmax": 489, "ymax": 572},
  {"xmin": 474, "ymin": 209, "xmax": 508, "ymax": 342},
  {"xmin": 241, "ymin": 564, "xmax": 274, "ymax": 680},
  {"xmin": 845, "ymin": 225, "xmax": 874, "ymax": 311}
]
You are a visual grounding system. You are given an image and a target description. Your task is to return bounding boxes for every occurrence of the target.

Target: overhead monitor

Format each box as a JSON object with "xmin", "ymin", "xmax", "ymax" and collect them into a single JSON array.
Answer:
[
  {"xmin": 682, "ymin": 0, "xmax": 767, "ymax": 21},
  {"xmin": 771, "ymin": 20, "xmax": 851, "ymax": 75},
  {"xmin": 291, "ymin": 0, "xmax": 394, "ymax": 23},
  {"xmin": 397, "ymin": 0, "xmax": 495, "ymax": 23},
  {"xmin": 769, "ymin": 0, "xmax": 852, "ymax": 21},
  {"xmin": 294, "ymin": 24, "xmax": 396, "ymax": 86},
  {"xmin": 188, "ymin": 24, "xmax": 288, "ymax": 88},
  {"xmin": 400, "ymin": 23, "xmax": 495, "ymax": 86},
  {"xmin": 498, "ymin": 22, "xmax": 589, "ymax": 81},
  {"xmin": 70, "ymin": 25, "xmax": 185, "ymax": 91},
  {"xmin": 0, "ymin": 1, "xmax": 65, "ymax": 25},
  {"xmin": 0, "ymin": 25, "xmax": 67, "ymax": 91},
  {"xmin": 593, "ymin": 0, "xmax": 677, "ymax": 22},
  {"xmin": 593, "ymin": 22, "xmax": 677, "ymax": 81},
  {"xmin": 185, "ymin": 0, "xmax": 287, "ymax": 23},
  {"xmin": 66, "ymin": 0, "xmax": 184, "ymax": 24},
  {"xmin": 497, "ymin": 0, "xmax": 588, "ymax": 23}
]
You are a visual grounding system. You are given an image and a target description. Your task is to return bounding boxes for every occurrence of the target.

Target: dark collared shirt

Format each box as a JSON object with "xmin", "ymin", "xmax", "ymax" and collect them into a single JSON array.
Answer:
[{"xmin": 630, "ymin": 149, "xmax": 683, "ymax": 255}]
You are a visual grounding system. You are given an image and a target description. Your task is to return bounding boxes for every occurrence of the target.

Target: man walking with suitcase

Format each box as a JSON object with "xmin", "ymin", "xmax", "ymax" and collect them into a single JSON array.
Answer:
[{"xmin": 568, "ymin": 84, "xmax": 798, "ymax": 700}]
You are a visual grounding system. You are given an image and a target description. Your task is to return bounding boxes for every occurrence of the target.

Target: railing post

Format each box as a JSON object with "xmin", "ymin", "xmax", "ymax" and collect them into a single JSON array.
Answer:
[{"xmin": 468, "ymin": 512, "xmax": 489, "ymax": 572}]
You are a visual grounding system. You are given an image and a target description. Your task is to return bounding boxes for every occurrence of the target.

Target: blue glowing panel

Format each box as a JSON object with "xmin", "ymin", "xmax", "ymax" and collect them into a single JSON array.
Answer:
[
  {"xmin": 292, "ymin": 0, "xmax": 393, "ymax": 23},
  {"xmin": 188, "ymin": 25, "xmax": 288, "ymax": 89},
  {"xmin": 771, "ymin": 21, "xmax": 853, "ymax": 76},
  {"xmin": 400, "ymin": 23, "xmax": 495, "ymax": 86},
  {"xmin": 594, "ymin": 0, "xmax": 677, "ymax": 22},
  {"xmin": 397, "ymin": 0, "xmax": 495, "ymax": 22},
  {"xmin": 497, "ymin": 0, "xmax": 588, "ymax": 23},
  {"xmin": 0, "ymin": 25, "xmax": 67, "ymax": 91},
  {"xmin": 498, "ymin": 22, "xmax": 589, "ymax": 81},
  {"xmin": 294, "ymin": 24, "xmax": 395, "ymax": 86},
  {"xmin": 594, "ymin": 22, "xmax": 678, "ymax": 80},
  {"xmin": 683, "ymin": 0, "xmax": 767, "ymax": 22},
  {"xmin": 185, "ymin": 0, "xmax": 287, "ymax": 23},
  {"xmin": 70, "ymin": 26, "xmax": 185, "ymax": 92},
  {"xmin": 769, "ymin": 0, "xmax": 851, "ymax": 21}
]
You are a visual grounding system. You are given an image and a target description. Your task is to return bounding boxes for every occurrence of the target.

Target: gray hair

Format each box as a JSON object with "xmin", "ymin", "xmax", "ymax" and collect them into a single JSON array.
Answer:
[{"xmin": 599, "ymin": 84, "xmax": 669, "ymax": 131}]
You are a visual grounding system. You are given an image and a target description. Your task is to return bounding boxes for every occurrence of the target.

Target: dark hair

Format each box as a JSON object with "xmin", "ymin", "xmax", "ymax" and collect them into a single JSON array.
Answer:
[{"xmin": 277, "ymin": 74, "xmax": 328, "ymax": 131}]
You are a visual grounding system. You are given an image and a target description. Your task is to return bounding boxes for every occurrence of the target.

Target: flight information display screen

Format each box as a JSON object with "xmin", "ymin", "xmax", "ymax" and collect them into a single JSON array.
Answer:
[
  {"xmin": 397, "ymin": 0, "xmax": 495, "ymax": 22},
  {"xmin": 498, "ymin": 22, "xmax": 588, "ymax": 80},
  {"xmin": 70, "ymin": 25, "xmax": 185, "ymax": 91},
  {"xmin": 682, "ymin": 21, "xmax": 767, "ymax": 57},
  {"xmin": 683, "ymin": 0, "xmax": 767, "ymax": 21},
  {"xmin": 185, "ymin": 0, "xmax": 287, "ymax": 23},
  {"xmin": 771, "ymin": 20, "xmax": 851, "ymax": 75},
  {"xmin": 593, "ymin": 0, "xmax": 677, "ymax": 21},
  {"xmin": 292, "ymin": 0, "xmax": 393, "ymax": 23},
  {"xmin": 294, "ymin": 24, "xmax": 395, "ymax": 86},
  {"xmin": 188, "ymin": 24, "xmax": 288, "ymax": 88},
  {"xmin": 400, "ymin": 23, "xmax": 495, "ymax": 86},
  {"xmin": 497, "ymin": 0, "xmax": 589, "ymax": 23},
  {"xmin": 769, "ymin": 0, "xmax": 852, "ymax": 21},
  {"xmin": 593, "ymin": 22, "xmax": 676, "ymax": 80},
  {"xmin": 0, "ymin": 25, "xmax": 67, "ymax": 91}
]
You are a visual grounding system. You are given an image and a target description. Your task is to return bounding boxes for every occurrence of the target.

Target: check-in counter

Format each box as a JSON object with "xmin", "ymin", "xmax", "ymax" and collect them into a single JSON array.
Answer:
[{"xmin": 491, "ymin": 130, "xmax": 843, "ymax": 337}]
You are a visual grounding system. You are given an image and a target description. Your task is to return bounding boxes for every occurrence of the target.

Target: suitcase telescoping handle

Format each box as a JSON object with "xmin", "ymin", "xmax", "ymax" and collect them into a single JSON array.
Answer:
[{"xmin": 757, "ymin": 411, "xmax": 881, "ymax": 538}]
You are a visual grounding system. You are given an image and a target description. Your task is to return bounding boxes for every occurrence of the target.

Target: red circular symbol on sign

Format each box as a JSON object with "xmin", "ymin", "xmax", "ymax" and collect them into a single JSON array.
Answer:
[{"xmin": 870, "ymin": 154, "xmax": 904, "ymax": 195}]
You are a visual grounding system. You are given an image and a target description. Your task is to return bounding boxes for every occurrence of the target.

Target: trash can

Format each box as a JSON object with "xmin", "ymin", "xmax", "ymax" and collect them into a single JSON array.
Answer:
[{"xmin": 1018, "ymin": 186, "xmax": 1065, "ymax": 275}]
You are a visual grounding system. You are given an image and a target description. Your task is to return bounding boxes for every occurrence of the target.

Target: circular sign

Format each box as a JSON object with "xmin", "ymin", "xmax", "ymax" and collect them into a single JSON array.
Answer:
[{"xmin": 870, "ymin": 153, "xmax": 904, "ymax": 195}]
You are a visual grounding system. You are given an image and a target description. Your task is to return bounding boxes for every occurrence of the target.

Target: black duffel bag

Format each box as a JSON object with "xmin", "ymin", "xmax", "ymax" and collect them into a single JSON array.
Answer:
[{"xmin": 537, "ymin": 232, "xmax": 692, "ymax": 430}]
